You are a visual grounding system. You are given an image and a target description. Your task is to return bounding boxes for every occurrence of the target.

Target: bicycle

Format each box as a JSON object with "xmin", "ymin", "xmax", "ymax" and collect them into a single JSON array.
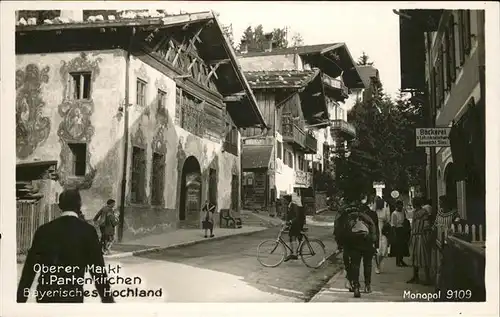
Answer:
[{"xmin": 257, "ymin": 223, "xmax": 327, "ymax": 269}]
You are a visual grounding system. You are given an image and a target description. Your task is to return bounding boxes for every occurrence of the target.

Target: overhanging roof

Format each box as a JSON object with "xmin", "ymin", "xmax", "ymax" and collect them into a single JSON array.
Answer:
[
  {"xmin": 398, "ymin": 9, "xmax": 443, "ymax": 91},
  {"xmin": 238, "ymin": 43, "xmax": 365, "ymax": 90},
  {"xmin": 16, "ymin": 11, "xmax": 267, "ymax": 129},
  {"xmin": 244, "ymin": 69, "xmax": 320, "ymax": 89}
]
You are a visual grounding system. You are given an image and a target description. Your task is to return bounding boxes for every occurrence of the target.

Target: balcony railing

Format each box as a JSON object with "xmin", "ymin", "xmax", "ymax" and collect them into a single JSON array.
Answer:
[
  {"xmin": 330, "ymin": 119, "xmax": 356, "ymax": 139},
  {"xmin": 304, "ymin": 131, "xmax": 317, "ymax": 154},
  {"xmin": 294, "ymin": 170, "xmax": 312, "ymax": 187},
  {"xmin": 322, "ymin": 74, "xmax": 349, "ymax": 97},
  {"xmin": 282, "ymin": 116, "xmax": 305, "ymax": 149}
]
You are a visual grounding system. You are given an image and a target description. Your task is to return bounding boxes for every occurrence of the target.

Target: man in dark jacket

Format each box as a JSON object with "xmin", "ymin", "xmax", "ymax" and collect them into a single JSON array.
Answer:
[
  {"xmin": 17, "ymin": 189, "xmax": 114, "ymax": 303},
  {"xmin": 285, "ymin": 193, "xmax": 305, "ymax": 261},
  {"xmin": 93, "ymin": 199, "xmax": 118, "ymax": 254},
  {"xmin": 336, "ymin": 193, "xmax": 378, "ymax": 298}
]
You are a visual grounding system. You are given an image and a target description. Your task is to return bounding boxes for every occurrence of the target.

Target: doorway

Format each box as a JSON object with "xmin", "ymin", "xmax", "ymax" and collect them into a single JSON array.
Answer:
[{"xmin": 179, "ymin": 156, "xmax": 202, "ymax": 225}]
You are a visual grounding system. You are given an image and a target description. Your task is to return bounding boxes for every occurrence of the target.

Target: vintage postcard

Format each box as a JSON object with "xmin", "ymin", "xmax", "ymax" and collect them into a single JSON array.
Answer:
[{"xmin": 1, "ymin": 1, "xmax": 498, "ymax": 316}]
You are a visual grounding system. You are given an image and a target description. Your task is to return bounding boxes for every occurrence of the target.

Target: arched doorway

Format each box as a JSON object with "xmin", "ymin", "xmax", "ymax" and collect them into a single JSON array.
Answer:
[
  {"xmin": 179, "ymin": 156, "xmax": 202, "ymax": 226},
  {"xmin": 444, "ymin": 162, "xmax": 457, "ymax": 209}
]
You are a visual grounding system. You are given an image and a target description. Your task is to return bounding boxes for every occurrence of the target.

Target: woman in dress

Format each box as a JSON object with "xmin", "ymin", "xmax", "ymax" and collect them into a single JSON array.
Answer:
[
  {"xmin": 408, "ymin": 197, "xmax": 432, "ymax": 284},
  {"xmin": 374, "ymin": 196, "xmax": 390, "ymax": 273},
  {"xmin": 390, "ymin": 200, "xmax": 410, "ymax": 266}
]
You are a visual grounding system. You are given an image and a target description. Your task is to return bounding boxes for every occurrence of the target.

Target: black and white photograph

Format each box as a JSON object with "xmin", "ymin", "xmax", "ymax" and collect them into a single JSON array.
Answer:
[{"xmin": 1, "ymin": 1, "xmax": 498, "ymax": 315}]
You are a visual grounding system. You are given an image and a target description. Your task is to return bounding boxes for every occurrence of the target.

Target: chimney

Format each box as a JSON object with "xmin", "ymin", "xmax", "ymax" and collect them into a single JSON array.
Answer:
[
  {"xmin": 264, "ymin": 32, "xmax": 274, "ymax": 52},
  {"xmin": 240, "ymin": 39, "xmax": 248, "ymax": 54},
  {"xmin": 59, "ymin": 10, "xmax": 83, "ymax": 22}
]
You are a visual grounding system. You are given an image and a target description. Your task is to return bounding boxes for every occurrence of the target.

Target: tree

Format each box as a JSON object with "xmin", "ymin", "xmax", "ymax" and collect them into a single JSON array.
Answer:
[
  {"xmin": 357, "ymin": 51, "xmax": 374, "ymax": 66},
  {"xmin": 291, "ymin": 32, "xmax": 304, "ymax": 47},
  {"xmin": 335, "ymin": 67, "xmax": 426, "ymax": 199},
  {"xmin": 237, "ymin": 25, "xmax": 301, "ymax": 52}
]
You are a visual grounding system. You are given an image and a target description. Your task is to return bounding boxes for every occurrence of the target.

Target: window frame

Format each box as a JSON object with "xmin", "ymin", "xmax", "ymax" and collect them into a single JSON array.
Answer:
[
  {"xmin": 150, "ymin": 151, "xmax": 165, "ymax": 206},
  {"xmin": 69, "ymin": 72, "xmax": 92, "ymax": 100},
  {"xmin": 136, "ymin": 79, "xmax": 147, "ymax": 107},
  {"xmin": 157, "ymin": 89, "xmax": 167, "ymax": 111},
  {"xmin": 67, "ymin": 142, "xmax": 87, "ymax": 177},
  {"xmin": 130, "ymin": 146, "xmax": 147, "ymax": 204}
]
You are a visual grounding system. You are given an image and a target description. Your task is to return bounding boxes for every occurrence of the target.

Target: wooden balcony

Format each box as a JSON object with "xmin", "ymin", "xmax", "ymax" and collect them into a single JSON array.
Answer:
[
  {"xmin": 322, "ymin": 73, "xmax": 349, "ymax": 100},
  {"xmin": 294, "ymin": 170, "xmax": 312, "ymax": 187},
  {"xmin": 330, "ymin": 119, "xmax": 356, "ymax": 139},
  {"xmin": 304, "ymin": 131, "xmax": 317, "ymax": 154},
  {"xmin": 282, "ymin": 116, "xmax": 305, "ymax": 149}
]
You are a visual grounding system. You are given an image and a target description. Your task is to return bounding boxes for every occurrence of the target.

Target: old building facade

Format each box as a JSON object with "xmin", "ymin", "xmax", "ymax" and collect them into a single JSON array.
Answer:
[
  {"xmin": 399, "ymin": 9, "xmax": 485, "ymax": 224},
  {"xmin": 15, "ymin": 10, "xmax": 266, "ymax": 241},
  {"xmin": 237, "ymin": 42, "xmax": 364, "ymax": 210}
]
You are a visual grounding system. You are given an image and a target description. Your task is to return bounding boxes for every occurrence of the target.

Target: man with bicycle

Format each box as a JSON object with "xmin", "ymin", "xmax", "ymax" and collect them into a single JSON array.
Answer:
[{"xmin": 284, "ymin": 193, "xmax": 306, "ymax": 262}]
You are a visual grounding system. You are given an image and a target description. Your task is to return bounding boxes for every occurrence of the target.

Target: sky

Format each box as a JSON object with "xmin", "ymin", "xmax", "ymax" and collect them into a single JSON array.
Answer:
[{"xmin": 161, "ymin": 1, "xmax": 402, "ymax": 99}]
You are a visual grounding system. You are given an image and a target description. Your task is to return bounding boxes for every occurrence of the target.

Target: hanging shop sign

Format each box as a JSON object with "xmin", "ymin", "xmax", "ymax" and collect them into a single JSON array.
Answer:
[{"xmin": 415, "ymin": 127, "xmax": 451, "ymax": 147}]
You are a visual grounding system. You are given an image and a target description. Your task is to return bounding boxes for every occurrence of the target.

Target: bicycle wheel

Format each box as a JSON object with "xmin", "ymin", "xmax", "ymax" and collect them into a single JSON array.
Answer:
[
  {"xmin": 300, "ymin": 239, "xmax": 327, "ymax": 269},
  {"xmin": 257, "ymin": 240, "xmax": 286, "ymax": 267}
]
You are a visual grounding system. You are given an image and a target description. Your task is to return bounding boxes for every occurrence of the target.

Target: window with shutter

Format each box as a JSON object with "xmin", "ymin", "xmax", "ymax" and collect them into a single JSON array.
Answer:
[
  {"xmin": 448, "ymin": 15, "xmax": 457, "ymax": 83},
  {"xmin": 463, "ymin": 10, "xmax": 472, "ymax": 55},
  {"xmin": 458, "ymin": 10, "xmax": 465, "ymax": 65},
  {"xmin": 439, "ymin": 48, "xmax": 445, "ymax": 105},
  {"xmin": 432, "ymin": 66, "xmax": 439, "ymax": 109},
  {"xmin": 131, "ymin": 146, "xmax": 146, "ymax": 204},
  {"xmin": 442, "ymin": 39, "xmax": 449, "ymax": 92}
]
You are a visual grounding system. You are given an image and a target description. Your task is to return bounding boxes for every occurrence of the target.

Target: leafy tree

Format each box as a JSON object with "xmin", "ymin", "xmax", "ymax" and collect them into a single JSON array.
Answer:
[
  {"xmin": 357, "ymin": 51, "xmax": 374, "ymax": 66},
  {"xmin": 237, "ymin": 25, "xmax": 302, "ymax": 52},
  {"xmin": 291, "ymin": 32, "xmax": 304, "ymax": 47},
  {"xmin": 335, "ymin": 55, "xmax": 426, "ymax": 198}
]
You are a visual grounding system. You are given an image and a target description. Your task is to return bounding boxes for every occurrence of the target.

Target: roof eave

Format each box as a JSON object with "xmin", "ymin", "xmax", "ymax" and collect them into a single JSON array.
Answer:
[
  {"xmin": 16, "ymin": 11, "xmax": 214, "ymax": 32},
  {"xmin": 212, "ymin": 12, "xmax": 267, "ymax": 129}
]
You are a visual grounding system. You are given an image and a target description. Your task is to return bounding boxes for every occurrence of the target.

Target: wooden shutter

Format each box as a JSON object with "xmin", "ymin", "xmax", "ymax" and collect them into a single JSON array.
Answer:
[
  {"xmin": 458, "ymin": 10, "xmax": 465, "ymax": 65},
  {"xmin": 448, "ymin": 14, "xmax": 457, "ymax": 83}
]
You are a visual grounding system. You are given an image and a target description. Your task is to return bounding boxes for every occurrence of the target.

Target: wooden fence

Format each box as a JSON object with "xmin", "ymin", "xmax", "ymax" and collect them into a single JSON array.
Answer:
[
  {"xmin": 17, "ymin": 200, "xmax": 58, "ymax": 255},
  {"xmin": 432, "ymin": 223, "xmax": 486, "ymax": 301}
]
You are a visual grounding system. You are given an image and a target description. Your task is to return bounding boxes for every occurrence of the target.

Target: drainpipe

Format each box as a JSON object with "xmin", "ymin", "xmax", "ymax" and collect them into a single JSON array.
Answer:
[
  {"xmin": 426, "ymin": 31, "xmax": 439, "ymax": 215},
  {"xmin": 118, "ymin": 27, "xmax": 136, "ymax": 243}
]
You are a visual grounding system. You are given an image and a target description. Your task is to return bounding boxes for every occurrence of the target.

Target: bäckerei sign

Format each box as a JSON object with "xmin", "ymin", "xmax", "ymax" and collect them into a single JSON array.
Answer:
[{"xmin": 415, "ymin": 127, "xmax": 451, "ymax": 147}]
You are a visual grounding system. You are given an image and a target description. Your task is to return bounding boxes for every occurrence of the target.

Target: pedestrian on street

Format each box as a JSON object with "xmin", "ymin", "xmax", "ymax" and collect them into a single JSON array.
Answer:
[
  {"xmin": 390, "ymin": 200, "xmax": 410, "ymax": 267},
  {"xmin": 333, "ymin": 199, "xmax": 354, "ymax": 291},
  {"xmin": 17, "ymin": 189, "xmax": 114, "ymax": 303},
  {"xmin": 93, "ymin": 199, "xmax": 118, "ymax": 255},
  {"xmin": 339, "ymin": 192, "xmax": 378, "ymax": 298},
  {"xmin": 202, "ymin": 200, "xmax": 216, "ymax": 238},
  {"xmin": 408, "ymin": 197, "xmax": 433, "ymax": 285},
  {"xmin": 284, "ymin": 193, "xmax": 305, "ymax": 262},
  {"xmin": 374, "ymin": 196, "xmax": 391, "ymax": 274}
]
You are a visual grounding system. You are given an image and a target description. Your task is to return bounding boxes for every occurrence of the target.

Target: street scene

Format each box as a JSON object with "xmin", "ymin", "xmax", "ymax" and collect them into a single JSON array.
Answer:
[{"xmin": 9, "ymin": 3, "xmax": 488, "ymax": 307}]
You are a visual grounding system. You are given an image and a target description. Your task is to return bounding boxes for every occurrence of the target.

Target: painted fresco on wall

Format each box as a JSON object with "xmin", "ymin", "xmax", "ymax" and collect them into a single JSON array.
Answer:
[
  {"xmin": 57, "ymin": 52, "xmax": 101, "ymax": 189},
  {"xmin": 15, "ymin": 64, "xmax": 51, "ymax": 159}
]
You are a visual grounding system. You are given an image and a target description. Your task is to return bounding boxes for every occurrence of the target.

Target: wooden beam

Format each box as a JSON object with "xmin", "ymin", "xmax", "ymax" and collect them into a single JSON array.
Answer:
[
  {"xmin": 187, "ymin": 58, "xmax": 197, "ymax": 71},
  {"xmin": 208, "ymin": 59, "xmax": 230, "ymax": 65},
  {"xmin": 152, "ymin": 32, "xmax": 169, "ymax": 52},
  {"xmin": 223, "ymin": 93, "xmax": 247, "ymax": 102},
  {"xmin": 206, "ymin": 61, "xmax": 223, "ymax": 84}
]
